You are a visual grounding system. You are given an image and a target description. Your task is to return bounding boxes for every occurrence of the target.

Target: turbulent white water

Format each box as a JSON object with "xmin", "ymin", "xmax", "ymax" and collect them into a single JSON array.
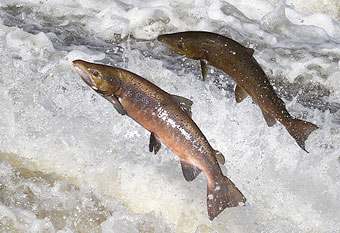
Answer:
[{"xmin": 0, "ymin": 0, "xmax": 340, "ymax": 232}]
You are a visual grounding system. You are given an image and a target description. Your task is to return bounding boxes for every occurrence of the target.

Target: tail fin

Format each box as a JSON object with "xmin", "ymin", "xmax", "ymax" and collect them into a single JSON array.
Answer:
[
  {"xmin": 207, "ymin": 176, "xmax": 246, "ymax": 221},
  {"xmin": 284, "ymin": 118, "xmax": 318, "ymax": 152}
]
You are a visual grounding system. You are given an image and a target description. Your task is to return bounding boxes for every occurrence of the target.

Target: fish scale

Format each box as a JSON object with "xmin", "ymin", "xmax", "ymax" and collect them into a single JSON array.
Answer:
[
  {"xmin": 157, "ymin": 31, "xmax": 319, "ymax": 152},
  {"xmin": 72, "ymin": 59, "xmax": 246, "ymax": 220}
]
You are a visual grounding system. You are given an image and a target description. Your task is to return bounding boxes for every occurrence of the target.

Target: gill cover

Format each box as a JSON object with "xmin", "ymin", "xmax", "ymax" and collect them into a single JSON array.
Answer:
[{"xmin": 157, "ymin": 33, "xmax": 207, "ymax": 60}]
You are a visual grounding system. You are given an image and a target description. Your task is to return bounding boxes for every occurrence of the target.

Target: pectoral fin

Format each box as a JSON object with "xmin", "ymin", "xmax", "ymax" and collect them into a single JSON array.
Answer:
[
  {"xmin": 180, "ymin": 160, "xmax": 202, "ymax": 181},
  {"xmin": 261, "ymin": 109, "xmax": 276, "ymax": 127},
  {"xmin": 235, "ymin": 85, "xmax": 248, "ymax": 103},
  {"xmin": 171, "ymin": 95, "xmax": 193, "ymax": 117},
  {"xmin": 105, "ymin": 95, "xmax": 126, "ymax": 115},
  {"xmin": 215, "ymin": 150, "xmax": 225, "ymax": 165},
  {"xmin": 149, "ymin": 132, "xmax": 161, "ymax": 154},
  {"xmin": 200, "ymin": 59, "xmax": 208, "ymax": 81}
]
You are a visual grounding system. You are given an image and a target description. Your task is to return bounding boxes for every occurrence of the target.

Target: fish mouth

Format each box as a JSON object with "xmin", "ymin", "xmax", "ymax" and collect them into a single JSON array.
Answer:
[
  {"xmin": 157, "ymin": 35, "xmax": 175, "ymax": 51},
  {"xmin": 157, "ymin": 34, "xmax": 168, "ymax": 43},
  {"xmin": 157, "ymin": 35, "xmax": 180, "ymax": 52},
  {"xmin": 72, "ymin": 60, "xmax": 94, "ymax": 87}
]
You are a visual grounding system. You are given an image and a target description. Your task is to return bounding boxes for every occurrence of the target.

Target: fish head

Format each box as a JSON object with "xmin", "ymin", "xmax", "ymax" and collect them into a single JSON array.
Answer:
[
  {"xmin": 157, "ymin": 32, "xmax": 204, "ymax": 59},
  {"xmin": 72, "ymin": 60, "xmax": 121, "ymax": 95}
]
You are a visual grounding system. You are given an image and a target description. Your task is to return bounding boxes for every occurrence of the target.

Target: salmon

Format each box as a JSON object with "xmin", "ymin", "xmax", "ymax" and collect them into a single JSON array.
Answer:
[
  {"xmin": 72, "ymin": 59, "xmax": 246, "ymax": 220},
  {"xmin": 157, "ymin": 31, "xmax": 318, "ymax": 152}
]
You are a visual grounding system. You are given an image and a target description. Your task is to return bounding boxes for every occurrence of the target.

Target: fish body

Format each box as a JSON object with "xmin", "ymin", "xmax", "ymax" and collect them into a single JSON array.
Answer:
[
  {"xmin": 72, "ymin": 60, "xmax": 246, "ymax": 220},
  {"xmin": 157, "ymin": 31, "xmax": 318, "ymax": 152}
]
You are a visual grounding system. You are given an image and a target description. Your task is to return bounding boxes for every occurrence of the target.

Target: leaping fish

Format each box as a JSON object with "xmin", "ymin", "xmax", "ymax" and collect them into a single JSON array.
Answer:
[
  {"xmin": 157, "ymin": 31, "xmax": 318, "ymax": 152},
  {"xmin": 72, "ymin": 59, "xmax": 246, "ymax": 220}
]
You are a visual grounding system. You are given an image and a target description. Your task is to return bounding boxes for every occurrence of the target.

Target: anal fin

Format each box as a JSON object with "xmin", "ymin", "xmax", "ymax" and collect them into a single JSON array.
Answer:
[
  {"xmin": 200, "ymin": 59, "xmax": 208, "ymax": 81},
  {"xmin": 149, "ymin": 132, "xmax": 161, "ymax": 154},
  {"xmin": 261, "ymin": 109, "xmax": 276, "ymax": 127},
  {"xmin": 171, "ymin": 95, "xmax": 193, "ymax": 117},
  {"xmin": 180, "ymin": 160, "xmax": 202, "ymax": 181},
  {"xmin": 235, "ymin": 85, "xmax": 248, "ymax": 103}
]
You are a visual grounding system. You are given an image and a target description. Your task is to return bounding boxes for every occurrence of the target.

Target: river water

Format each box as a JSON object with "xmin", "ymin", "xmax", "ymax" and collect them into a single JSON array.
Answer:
[{"xmin": 0, "ymin": 0, "xmax": 340, "ymax": 232}]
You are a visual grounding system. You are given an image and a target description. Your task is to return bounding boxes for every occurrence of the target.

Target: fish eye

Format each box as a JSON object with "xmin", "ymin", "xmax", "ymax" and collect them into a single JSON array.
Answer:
[
  {"xmin": 177, "ymin": 44, "xmax": 183, "ymax": 49},
  {"xmin": 92, "ymin": 70, "xmax": 100, "ymax": 77}
]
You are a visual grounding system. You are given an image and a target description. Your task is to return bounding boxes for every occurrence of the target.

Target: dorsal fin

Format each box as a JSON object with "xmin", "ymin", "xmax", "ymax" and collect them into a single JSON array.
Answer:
[{"xmin": 171, "ymin": 94, "xmax": 193, "ymax": 117}]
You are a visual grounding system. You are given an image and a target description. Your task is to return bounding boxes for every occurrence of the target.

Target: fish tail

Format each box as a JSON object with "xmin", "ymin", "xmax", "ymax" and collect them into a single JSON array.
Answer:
[
  {"xmin": 284, "ymin": 118, "xmax": 318, "ymax": 152},
  {"xmin": 207, "ymin": 176, "xmax": 246, "ymax": 221}
]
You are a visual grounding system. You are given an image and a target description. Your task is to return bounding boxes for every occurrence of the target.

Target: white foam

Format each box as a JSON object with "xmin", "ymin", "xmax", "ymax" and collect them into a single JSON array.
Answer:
[
  {"xmin": 6, "ymin": 30, "xmax": 53, "ymax": 59},
  {"xmin": 0, "ymin": 0, "xmax": 340, "ymax": 232},
  {"xmin": 286, "ymin": 0, "xmax": 340, "ymax": 18}
]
